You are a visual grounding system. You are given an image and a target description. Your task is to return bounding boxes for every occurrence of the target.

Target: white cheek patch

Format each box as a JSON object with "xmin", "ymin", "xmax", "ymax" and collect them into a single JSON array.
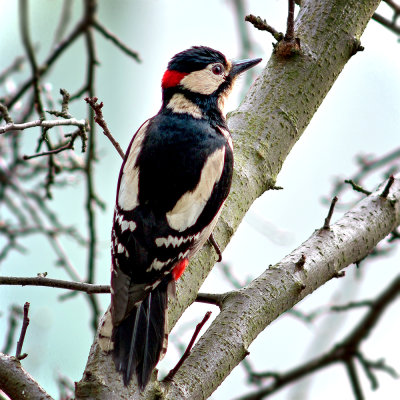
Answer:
[
  {"xmin": 166, "ymin": 147, "xmax": 226, "ymax": 232},
  {"xmin": 167, "ymin": 93, "xmax": 203, "ymax": 118},
  {"xmin": 180, "ymin": 68, "xmax": 225, "ymax": 95},
  {"xmin": 117, "ymin": 121, "xmax": 149, "ymax": 211}
]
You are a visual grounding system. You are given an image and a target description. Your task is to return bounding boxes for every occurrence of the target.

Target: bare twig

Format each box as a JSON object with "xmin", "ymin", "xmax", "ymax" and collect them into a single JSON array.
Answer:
[
  {"xmin": 92, "ymin": 20, "xmax": 141, "ymax": 62},
  {"xmin": 84, "ymin": 96, "xmax": 125, "ymax": 159},
  {"xmin": 19, "ymin": 0, "xmax": 45, "ymax": 120},
  {"xmin": 23, "ymin": 128, "xmax": 87, "ymax": 159},
  {"xmin": 0, "ymin": 55, "xmax": 25, "ymax": 84},
  {"xmin": 0, "ymin": 103, "xmax": 13, "ymax": 124},
  {"xmin": 164, "ymin": 311, "xmax": 212, "ymax": 382},
  {"xmin": 322, "ymin": 196, "xmax": 338, "ymax": 229},
  {"xmin": 373, "ymin": 12, "xmax": 400, "ymax": 35},
  {"xmin": 285, "ymin": 0, "xmax": 296, "ymax": 41},
  {"xmin": 1, "ymin": 305, "xmax": 23, "ymax": 354},
  {"xmin": 15, "ymin": 302, "xmax": 30, "ymax": 360},
  {"xmin": 0, "ymin": 116, "xmax": 87, "ymax": 134},
  {"xmin": 0, "ymin": 276, "xmax": 110, "ymax": 294},
  {"xmin": 345, "ymin": 179, "xmax": 372, "ymax": 195},
  {"xmin": 244, "ymin": 14, "xmax": 284, "ymax": 41},
  {"xmin": 345, "ymin": 358, "xmax": 364, "ymax": 400},
  {"xmin": 380, "ymin": 175, "xmax": 395, "ymax": 199},
  {"xmin": 52, "ymin": 0, "xmax": 73, "ymax": 46}
]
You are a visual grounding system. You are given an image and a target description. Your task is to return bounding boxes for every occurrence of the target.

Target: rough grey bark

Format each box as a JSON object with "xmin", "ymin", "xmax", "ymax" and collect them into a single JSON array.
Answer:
[
  {"xmin": 0, "ymin": 353, "xmax": 54, "ymax": 400},
  {"xmin": 76, "ymin": 0, "xmax": 388, "ymax": 399},
  {"xmin": 162, "ymin": 177, "xmax": 400, "ymax": 399}
]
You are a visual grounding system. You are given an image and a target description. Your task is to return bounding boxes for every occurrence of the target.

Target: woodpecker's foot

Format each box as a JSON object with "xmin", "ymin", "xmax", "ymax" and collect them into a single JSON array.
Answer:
[{"xmin": 208, "ymin": 233, "xmax": 222, "ymax": 262}]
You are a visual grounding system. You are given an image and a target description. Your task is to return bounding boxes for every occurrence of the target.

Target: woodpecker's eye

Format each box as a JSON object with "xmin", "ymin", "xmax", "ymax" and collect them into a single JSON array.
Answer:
[{"xmin": 212, "ymin": 64, "xmax": 224, "ymax": 75}]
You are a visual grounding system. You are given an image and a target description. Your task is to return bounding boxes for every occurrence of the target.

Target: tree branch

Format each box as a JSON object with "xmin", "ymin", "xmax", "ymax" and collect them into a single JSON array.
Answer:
[
  {"xmin": 0, "ymin": 276, "xmax": 110, "ymax": 294},
  {"xmin": 15, "ymin": 302, "xmax": 30, "ymax": 360},
  {"xmin": 236, "ymin": 275, "xmax": 400, "ymax": 399},
  {"xmin": 0, "ymin": 353, "xmax": 54, "ymax": 400},
  {"xmin": 0, "ymin": 116, "xmax": 88, "ymax": 134},
  {"xmin": 163, "ymin": 174, "xmax": 400, "ymax": 399}
]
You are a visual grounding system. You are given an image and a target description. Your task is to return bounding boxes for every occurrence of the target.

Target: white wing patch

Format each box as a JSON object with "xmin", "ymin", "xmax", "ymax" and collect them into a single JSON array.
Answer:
[
  {"xmin": 114, "ymin": 209, "xmax": 137, "ymax": 232},
  {"xmin": 166, "ymin": 147, "xmax": 226, "ymax": 232},
  {"xmin": 146, "ymin": 250, "xmax": 191, "ymax": 272},
  {"xmin": 118, "ymin": 121, "xmax": 149, "ymax": 211},
  {"xmin": 148, "ymin": 258, "xmax": 172, "ymax": 272},
  {"xmin": 120, "ymin": 220, "xmax": 136, "ymax": 233},
  {"xmin": 155, "ymin": 232, "xmax": 200, "ymax": 248}
]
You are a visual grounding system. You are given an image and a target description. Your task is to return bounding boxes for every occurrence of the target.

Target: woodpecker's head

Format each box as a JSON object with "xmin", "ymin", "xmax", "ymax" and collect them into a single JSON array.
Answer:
[{"xmin": 161, "ymin": 46, "xmax": 261, "ymax": 122}]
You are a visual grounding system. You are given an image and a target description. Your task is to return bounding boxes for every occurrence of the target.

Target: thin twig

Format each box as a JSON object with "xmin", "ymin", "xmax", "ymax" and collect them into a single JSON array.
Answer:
[
  {"xmin": 19, "ymin": 0, "xmax": 45, "ymax": 120},
  {"xmin": 85, "ymin": 97, "xmax": 125, "ymax": 159},
  {"xmin": 23, "ymin": 129, "xmax": 86, "ymax": 159},
  {"xmin": 373, "ymin": 12, "xmax": 400, "ymax": 35},
  {"xmin": 0, "ymin": 55, "xmax": 25, "ymax": 84},
  {"xmin": 0, "ymin": 276, "xmax": 110, "ymax": 294},
  {"xmin": 92, "ymin": 20, "xmax": 141, "ymax": 62},
  {"xmin": 322, "ymin": 196, "xmax": 338, "ymax": 229},
  {"xmin": 164, "ymin": 311, "xmax": 212, "ymax": 382},
  {"xmin": 0, "ymin": 103, "xmax": 13, "ymax": 124},
  {"xmin": 244, "ymin": 14, "xmax": 284, "ymax": 41},
  {"xmin": 52, "ymin": 0, "xmax": 73, "ymax": 46},
  {"xmin": 83, "ymin": 22, "xmax": 102, "ymax": 332},
  {"xmin": 285, "ymin": 0, "xmax": 296, "ymax": 40},
  {"xmin": 345, "ymin": 358, "xmax": 364, "ymax": 400},
  {"xmin": 15, "ymin": 302, "xmax": 30, "ymax": 360},
  {"xmin": 0, "ymin": 117, "xmax": 87, "ymax": 134},
  {"xmin": 2, "ymin": 305, "xmax": 23, "ymax": 354},
  {"xmin": 344, "ymin": 179, "xmax": 372, "ymax": 196},
  {"xmin": 380, "ymin": 175, "xmax": 394, "ymax": 199}
]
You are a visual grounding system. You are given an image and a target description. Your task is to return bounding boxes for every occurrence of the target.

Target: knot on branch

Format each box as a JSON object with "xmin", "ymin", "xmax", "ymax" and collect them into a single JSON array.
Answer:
[{"xmin": 245, "ymin": 0, "xmax": 301, "ymax": 59}]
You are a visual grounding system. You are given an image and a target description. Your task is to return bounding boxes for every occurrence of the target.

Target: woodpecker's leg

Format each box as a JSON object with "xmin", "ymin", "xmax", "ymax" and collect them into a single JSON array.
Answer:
[{"xmin": 208, "ymin": 233, "xmax": 222, "ymax": 262}]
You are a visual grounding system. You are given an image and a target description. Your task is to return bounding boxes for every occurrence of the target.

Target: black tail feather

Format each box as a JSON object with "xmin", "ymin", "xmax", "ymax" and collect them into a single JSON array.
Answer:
[{"xmin": 113, "ymin": 278, "xmax": 169, "ymax": 389}]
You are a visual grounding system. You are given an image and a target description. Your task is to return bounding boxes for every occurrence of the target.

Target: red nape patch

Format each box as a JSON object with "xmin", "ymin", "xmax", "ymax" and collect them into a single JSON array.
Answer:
[
  {"xmin": 162, "ymin": 70, "xmax": 188, "ymax": 89},
  {"xmin": 172, "ymin": 258, "xmax": 189, "ymax": 281}
]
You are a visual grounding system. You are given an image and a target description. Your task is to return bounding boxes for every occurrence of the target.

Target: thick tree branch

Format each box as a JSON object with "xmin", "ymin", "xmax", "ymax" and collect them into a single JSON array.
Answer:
[
  {"xmin": 163, "ymin": 175, "xmax": 400, "ymax": 399},
  {"xmin": 236, "ymin": 275, "xmax": 400, "ymax": 399},
  {"xmin": 0, "ymin": 353, "xmax": 54, "ymax": 400}
]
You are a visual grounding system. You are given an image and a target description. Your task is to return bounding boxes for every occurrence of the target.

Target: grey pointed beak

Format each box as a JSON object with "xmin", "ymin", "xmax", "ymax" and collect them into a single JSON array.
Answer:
[{"xmin": 230, "ymin": 57, "xmax": 262, "ymax": 77}]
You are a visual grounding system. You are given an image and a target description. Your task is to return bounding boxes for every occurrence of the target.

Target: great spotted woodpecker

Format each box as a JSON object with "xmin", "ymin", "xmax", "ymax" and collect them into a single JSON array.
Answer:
[{"xmin": 110, "ymin": 46, "xmax": 261, "ymax": 389}]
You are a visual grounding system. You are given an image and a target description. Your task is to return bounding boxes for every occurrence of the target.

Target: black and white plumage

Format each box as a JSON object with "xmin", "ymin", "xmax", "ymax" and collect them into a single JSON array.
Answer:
[{"xmin": 110, "ymin": 46, "xmax": 261, "ymax": 389}]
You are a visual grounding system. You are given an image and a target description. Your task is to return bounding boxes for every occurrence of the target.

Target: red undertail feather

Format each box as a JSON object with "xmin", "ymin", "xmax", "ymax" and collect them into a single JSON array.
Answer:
[{"xmin": 172, "ymin": 258, "xmax": 189, "ymax": 281}]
